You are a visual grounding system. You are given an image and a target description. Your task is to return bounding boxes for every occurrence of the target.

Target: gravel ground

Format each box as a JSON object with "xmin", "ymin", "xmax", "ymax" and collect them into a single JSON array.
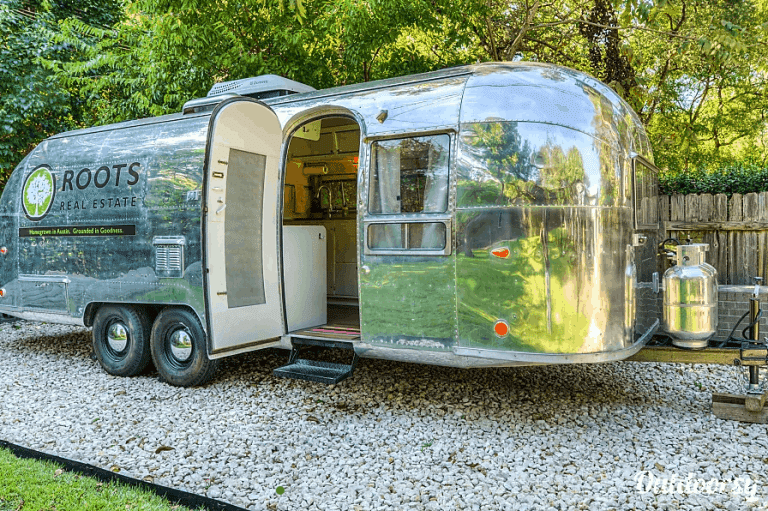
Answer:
[{"xmin": 1, "ymin": 320, "xmax": 768, "ymax": 510}]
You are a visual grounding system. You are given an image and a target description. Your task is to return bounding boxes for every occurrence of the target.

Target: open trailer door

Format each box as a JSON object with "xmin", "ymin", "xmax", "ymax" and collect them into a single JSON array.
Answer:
[{"xmin": 203, "ymin": 99, "xmax": 284, "ymax": 355}]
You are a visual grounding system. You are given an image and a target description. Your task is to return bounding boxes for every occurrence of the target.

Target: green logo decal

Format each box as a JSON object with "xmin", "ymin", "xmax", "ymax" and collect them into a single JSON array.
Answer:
[{"xmin": 22, "ymin": 165, "xmax": 55, "ymax": 221}]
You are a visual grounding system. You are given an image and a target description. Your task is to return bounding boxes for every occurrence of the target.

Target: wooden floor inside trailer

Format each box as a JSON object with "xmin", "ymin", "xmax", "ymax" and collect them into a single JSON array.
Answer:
[{"xmin": 289, "ymin": 304, "xmax": 360, "ymax": 341}]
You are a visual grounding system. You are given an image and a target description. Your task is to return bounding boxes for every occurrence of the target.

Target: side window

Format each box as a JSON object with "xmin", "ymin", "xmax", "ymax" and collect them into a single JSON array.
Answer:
[
  {"xmin": 633, "ymin": 156, "xmax": 659, "ymax": 230},
  {"xmin": 369, "ymin": 135, "xmax": 449, "ymax": 214},
  {"xmin": 366, "ymin": 134, "xmax": 451, "ymax": 253}
]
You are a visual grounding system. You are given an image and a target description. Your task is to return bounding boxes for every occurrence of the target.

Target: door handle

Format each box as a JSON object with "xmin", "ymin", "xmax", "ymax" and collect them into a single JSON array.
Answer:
[{"xmin": 216, "ymin": 204, "xmax": 226, "ymax": 215}]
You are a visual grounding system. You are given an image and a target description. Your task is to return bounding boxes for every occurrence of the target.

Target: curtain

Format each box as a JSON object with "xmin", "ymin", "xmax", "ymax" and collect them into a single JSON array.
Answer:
[
  {"xmin": 420, "ymin": 136, "xmax": 449, "ymax": 248},
  {"xmin": 371, "ymin": 142, "xmax": 402, "ymax": 248}
]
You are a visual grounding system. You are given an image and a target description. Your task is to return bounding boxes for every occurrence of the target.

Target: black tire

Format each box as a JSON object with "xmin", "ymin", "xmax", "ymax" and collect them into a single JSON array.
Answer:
[
  {"xmin": 92, "ymin": 305, "xmax": 152, "ymax": 377},
  {"xmin": 150, "ymin": 308, "xmax": 217, "ymax": 387}
]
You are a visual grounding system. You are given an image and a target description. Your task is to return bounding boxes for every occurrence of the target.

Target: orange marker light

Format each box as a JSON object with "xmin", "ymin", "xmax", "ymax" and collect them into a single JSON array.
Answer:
[
  {"xmin": 494, "ymin": 320, "xmax": 509, "ymax": 337},
  {"xmin": 0, "ymin": 247, "xmax": 6, "ymax": 255},
  {"xmin": 0, "ymin": 288, "xmax": 6, "ymax": 298},
  {"xmin": 491, "ymin": 247, "xmax": 510, "ymax": 259}
]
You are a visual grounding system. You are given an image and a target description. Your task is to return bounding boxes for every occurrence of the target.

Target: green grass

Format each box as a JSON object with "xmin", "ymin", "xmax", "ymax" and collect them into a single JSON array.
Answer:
[{"xmin": 0, "ymin": 447, "xmax": 200, "ymax": 511}]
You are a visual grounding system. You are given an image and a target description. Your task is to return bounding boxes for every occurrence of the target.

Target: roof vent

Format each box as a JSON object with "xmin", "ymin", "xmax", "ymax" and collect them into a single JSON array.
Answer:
[{"xmin": 206, "ymin": 74, "xmax": 315, "ymax": 99}]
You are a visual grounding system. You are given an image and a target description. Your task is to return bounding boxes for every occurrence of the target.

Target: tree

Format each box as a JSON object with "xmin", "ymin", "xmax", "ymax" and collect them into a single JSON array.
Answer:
[
  {"xmin": 48, "ymin": 0, "xmax": 473, "ymax": 125},
  {"xmin": 433, "ymin": 0, "xmax": 768, "ymax": 171},
  {"xmin": 0, "ymin": 0, "xmax": 123, "ymax": 185},
  {"xmin": 631, "ymin": 1, "xmax": 768, "ymax": 170},
  {"xmin": 7, "ymin": 0, "xmax": 768, "ymax": 181}
]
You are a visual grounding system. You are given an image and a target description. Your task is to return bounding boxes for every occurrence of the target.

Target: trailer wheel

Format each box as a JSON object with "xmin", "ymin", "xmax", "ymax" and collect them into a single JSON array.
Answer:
[
  {"xmin": 150, "ymin": 308, "xmax": 217, "ymax": 387},
  {"xmin": 92, "ymin": 305, "xmax": 152, "ymax": 377}
]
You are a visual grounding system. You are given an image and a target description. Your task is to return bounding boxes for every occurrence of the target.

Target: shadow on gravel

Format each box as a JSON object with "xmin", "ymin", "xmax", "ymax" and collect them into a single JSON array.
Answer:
[
  {"xmin": 4, "ymin": 325, "xmax": 723, "ymax": 422},
  {"xmin": 4, "ymin": 326, "xmax": 92, "ymax": 361},
  {"xmin": 215, "ymin": 346, "xmax": 687, "ymax": 423}
]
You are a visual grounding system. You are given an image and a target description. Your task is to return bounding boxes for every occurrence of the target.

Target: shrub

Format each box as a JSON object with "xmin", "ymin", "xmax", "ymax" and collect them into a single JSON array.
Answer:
[{"xmin": 659, "ymin": 160, "xmax": 768, "ymax": 196}]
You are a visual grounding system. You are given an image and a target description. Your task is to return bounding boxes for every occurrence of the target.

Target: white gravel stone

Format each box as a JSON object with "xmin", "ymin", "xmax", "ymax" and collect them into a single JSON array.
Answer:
[{"xmin": 0, "ymin": 320, "xmax": 767, "ymax": 510}]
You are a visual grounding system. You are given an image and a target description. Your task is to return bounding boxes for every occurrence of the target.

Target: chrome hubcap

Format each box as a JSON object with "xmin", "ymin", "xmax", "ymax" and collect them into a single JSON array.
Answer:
[
  {"xmin": 107, "ymin": 322, "xmax": 129, "ymax": 352},
  {"xmin": 170, "ymin": 329, "xmax": 193, "ymax": 362}
]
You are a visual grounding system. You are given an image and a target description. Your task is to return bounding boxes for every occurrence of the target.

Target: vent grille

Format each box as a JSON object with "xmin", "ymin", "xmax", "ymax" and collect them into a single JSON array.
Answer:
[
  {"xmin": 153, "ymin": 237, "xmax": 185, "ymax": 278},
  {"xmin": 209, "ymin": 81, "xmax": 241, "ymax": 95}
]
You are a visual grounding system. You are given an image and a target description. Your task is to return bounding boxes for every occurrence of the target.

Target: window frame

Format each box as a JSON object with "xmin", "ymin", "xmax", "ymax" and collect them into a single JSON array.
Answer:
[
  {"xmin": 632, "ymin": 154, "xmax": 661, "ymax": 230},
  {"xmin": 363, "ymin": 215, "xmax": 452, "ymax": 256},
  {"xmin": 364, "ymin": 130, "xmax": 454, "ymax": 256}
]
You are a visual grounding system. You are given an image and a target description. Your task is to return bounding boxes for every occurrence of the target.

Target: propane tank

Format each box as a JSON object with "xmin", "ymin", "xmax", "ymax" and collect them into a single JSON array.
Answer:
[{"xmin": 662, "ymin": 243, "xmax": 718, "ymax": 348}]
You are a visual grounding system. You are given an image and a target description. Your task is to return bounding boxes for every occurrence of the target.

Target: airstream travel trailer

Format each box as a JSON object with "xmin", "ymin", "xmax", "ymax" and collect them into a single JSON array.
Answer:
[{"xmin": 0, "ymin": 62, "xmax": 732, "ymax": 389}]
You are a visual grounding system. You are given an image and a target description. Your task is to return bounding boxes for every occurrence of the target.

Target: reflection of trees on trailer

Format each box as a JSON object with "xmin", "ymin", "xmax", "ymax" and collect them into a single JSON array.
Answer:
[{"xmin": 0, "ymin": 63, "xmax": 765, "ymax": 422}]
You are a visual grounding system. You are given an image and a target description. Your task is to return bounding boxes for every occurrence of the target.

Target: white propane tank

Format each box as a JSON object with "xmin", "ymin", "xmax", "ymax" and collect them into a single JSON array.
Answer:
[{"xmin": 662, "ymin": 243, "xmax": 718, "ymax": 348}]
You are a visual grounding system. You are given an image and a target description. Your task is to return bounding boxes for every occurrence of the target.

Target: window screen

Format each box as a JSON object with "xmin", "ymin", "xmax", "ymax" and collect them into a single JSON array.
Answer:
[
  {"xmin": 367, "ymin": 222, "xmax": 447, "ymax": 251},
  {"xmin": 369, "ymin": 135, "xmax": 450, "ymax": 214},
  {"xmin": 225, "ymin": 148, "xmax": 266, "ymax": 308}
]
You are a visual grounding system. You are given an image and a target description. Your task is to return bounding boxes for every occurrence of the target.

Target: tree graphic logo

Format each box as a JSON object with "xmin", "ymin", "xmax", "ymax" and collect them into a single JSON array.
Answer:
[{"xmin": 22, "ymin": 165, "xmax": 56, "ymax": 221}]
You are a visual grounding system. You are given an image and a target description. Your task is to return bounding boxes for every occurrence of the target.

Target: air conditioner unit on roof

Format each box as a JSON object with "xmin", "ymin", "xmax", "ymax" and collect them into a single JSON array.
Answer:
[{"xmin": 207, "ymin": 74, "xmax": 315, "ymax": 98}]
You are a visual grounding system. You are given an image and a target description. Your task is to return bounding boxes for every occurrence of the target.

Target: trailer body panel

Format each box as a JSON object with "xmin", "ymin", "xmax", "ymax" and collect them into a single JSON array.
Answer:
[
  {"xmin": 0, "ymin": 62, "xmax": 662, "ymax": 375},
  {"xmin": 2, "ymin": 113, "xmax": 210, "ymax": 326}
]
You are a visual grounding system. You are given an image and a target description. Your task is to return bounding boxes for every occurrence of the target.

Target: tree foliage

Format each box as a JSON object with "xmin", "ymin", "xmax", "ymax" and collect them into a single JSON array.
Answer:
[
  {"xmin": 435, "ymin": 0, "xmax": 768, "ymax": 171},
  {"xmin": 46, "ymin": 0, "xmax": 475, "ymax": 125},
  {"xmin": 0, "ymin": 0, "xmax": 123, "ymax": 184},
  {"xmin": 4, "ymin": 0, "xmax": 768, "ymax": 182},
  {"xmin": 631, "ymin": 1, "xmax": 768, "ymax": 171}
]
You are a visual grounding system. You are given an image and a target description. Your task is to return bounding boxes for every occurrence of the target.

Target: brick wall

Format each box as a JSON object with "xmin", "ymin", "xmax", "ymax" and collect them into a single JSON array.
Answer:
[
  {"xmin": 638, "ymin": 286, "xmax": 768, "ymax": 343},
  {"xmin": 715, "ymin": 289, "xmax": 768, "ymax": 342}
]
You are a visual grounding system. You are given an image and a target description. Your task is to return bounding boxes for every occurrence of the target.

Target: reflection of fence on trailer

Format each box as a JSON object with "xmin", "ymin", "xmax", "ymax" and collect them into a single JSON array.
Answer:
[{"xmin": 630, "ymin": 192, "xmax": 768, "ymax": 423}]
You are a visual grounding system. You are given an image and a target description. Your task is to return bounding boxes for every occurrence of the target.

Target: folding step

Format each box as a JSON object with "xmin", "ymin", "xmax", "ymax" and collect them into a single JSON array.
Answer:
[{"xmin": 273, "ymin": 338, "xmax": 359, "ymax": 384}]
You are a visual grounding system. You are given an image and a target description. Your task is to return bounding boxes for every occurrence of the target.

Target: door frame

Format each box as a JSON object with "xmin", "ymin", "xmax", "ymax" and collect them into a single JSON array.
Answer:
[{"xmin": 277, "ymin": 108, "xmax": 366, "ymax": 334}]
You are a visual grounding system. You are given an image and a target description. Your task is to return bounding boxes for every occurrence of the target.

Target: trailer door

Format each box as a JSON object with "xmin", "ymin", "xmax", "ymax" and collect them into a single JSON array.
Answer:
[
  {"xmin": 204, "ymin": 99, "xmax": 283, "ymax": 355},
  {"xmin": 359, "ymin": 134, "xmax": 456, "ymax": 348}
]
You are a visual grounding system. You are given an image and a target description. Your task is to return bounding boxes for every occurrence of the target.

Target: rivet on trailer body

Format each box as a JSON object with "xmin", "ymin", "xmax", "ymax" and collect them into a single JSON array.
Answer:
[{"xmin": 494, "ymin": 320, "xmax": 509, "ymax": 337}]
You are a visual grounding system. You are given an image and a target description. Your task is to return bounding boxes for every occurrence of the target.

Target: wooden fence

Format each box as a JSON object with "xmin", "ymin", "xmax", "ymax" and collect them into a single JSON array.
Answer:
[{"xmin": 660, "ymin": 192, "xmax": 768, "ymax": 285}]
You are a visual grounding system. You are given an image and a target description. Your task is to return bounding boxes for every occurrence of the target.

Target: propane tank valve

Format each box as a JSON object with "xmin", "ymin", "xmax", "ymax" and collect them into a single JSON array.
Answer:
[{"xmin": 658, "ymin": 237, "xmax": 681, "ymax": 263}]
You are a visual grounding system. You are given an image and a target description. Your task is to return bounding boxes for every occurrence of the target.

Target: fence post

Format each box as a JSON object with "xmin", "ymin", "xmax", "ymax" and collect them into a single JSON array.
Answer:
[
  {"xmin": 744, "ymin": 193, "xmax": 760, "ymax": 284},
  {"xmin": 759, "ymin": 192, "xmax": 768, "ymax": 281},
  {"xmin": 714, "ymin": 194, "xmax": 728, "ymax": 282},
  {"xmin": 729, "ymin": 194, "xmax": 744, "ymax": 285}
]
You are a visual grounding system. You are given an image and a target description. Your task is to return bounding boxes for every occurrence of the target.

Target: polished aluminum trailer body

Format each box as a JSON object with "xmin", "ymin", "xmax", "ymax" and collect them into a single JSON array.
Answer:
[{"xmin": 0, "ymin": 62, "xmax": 659, "ymax": 377}]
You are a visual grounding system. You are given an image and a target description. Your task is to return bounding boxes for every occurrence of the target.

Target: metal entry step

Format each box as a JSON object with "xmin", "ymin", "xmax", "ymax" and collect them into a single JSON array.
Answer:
[{"xmin": 273, "ymin": 337, "xmax": 359, "ymax": 384}]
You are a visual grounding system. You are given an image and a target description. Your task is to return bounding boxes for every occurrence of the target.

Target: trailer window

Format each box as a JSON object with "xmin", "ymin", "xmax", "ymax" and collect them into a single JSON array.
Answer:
[
  {"xmin": 369, "ymin": 135, "xmax": 449, "ymax": 214},
  {"xmin": 633, "ymin": 156, "xmax": 659, "ymax": 229},
  {"xmin": 367, "ymin": 222, "xmax": 447, "ymax": 250}
]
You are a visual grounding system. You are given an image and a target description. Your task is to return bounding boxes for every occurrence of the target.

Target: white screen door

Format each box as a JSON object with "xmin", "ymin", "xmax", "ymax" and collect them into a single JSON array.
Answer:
[{"xmin": 204, "ymin": 100, "xmax": 283, "ymax": 354}]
